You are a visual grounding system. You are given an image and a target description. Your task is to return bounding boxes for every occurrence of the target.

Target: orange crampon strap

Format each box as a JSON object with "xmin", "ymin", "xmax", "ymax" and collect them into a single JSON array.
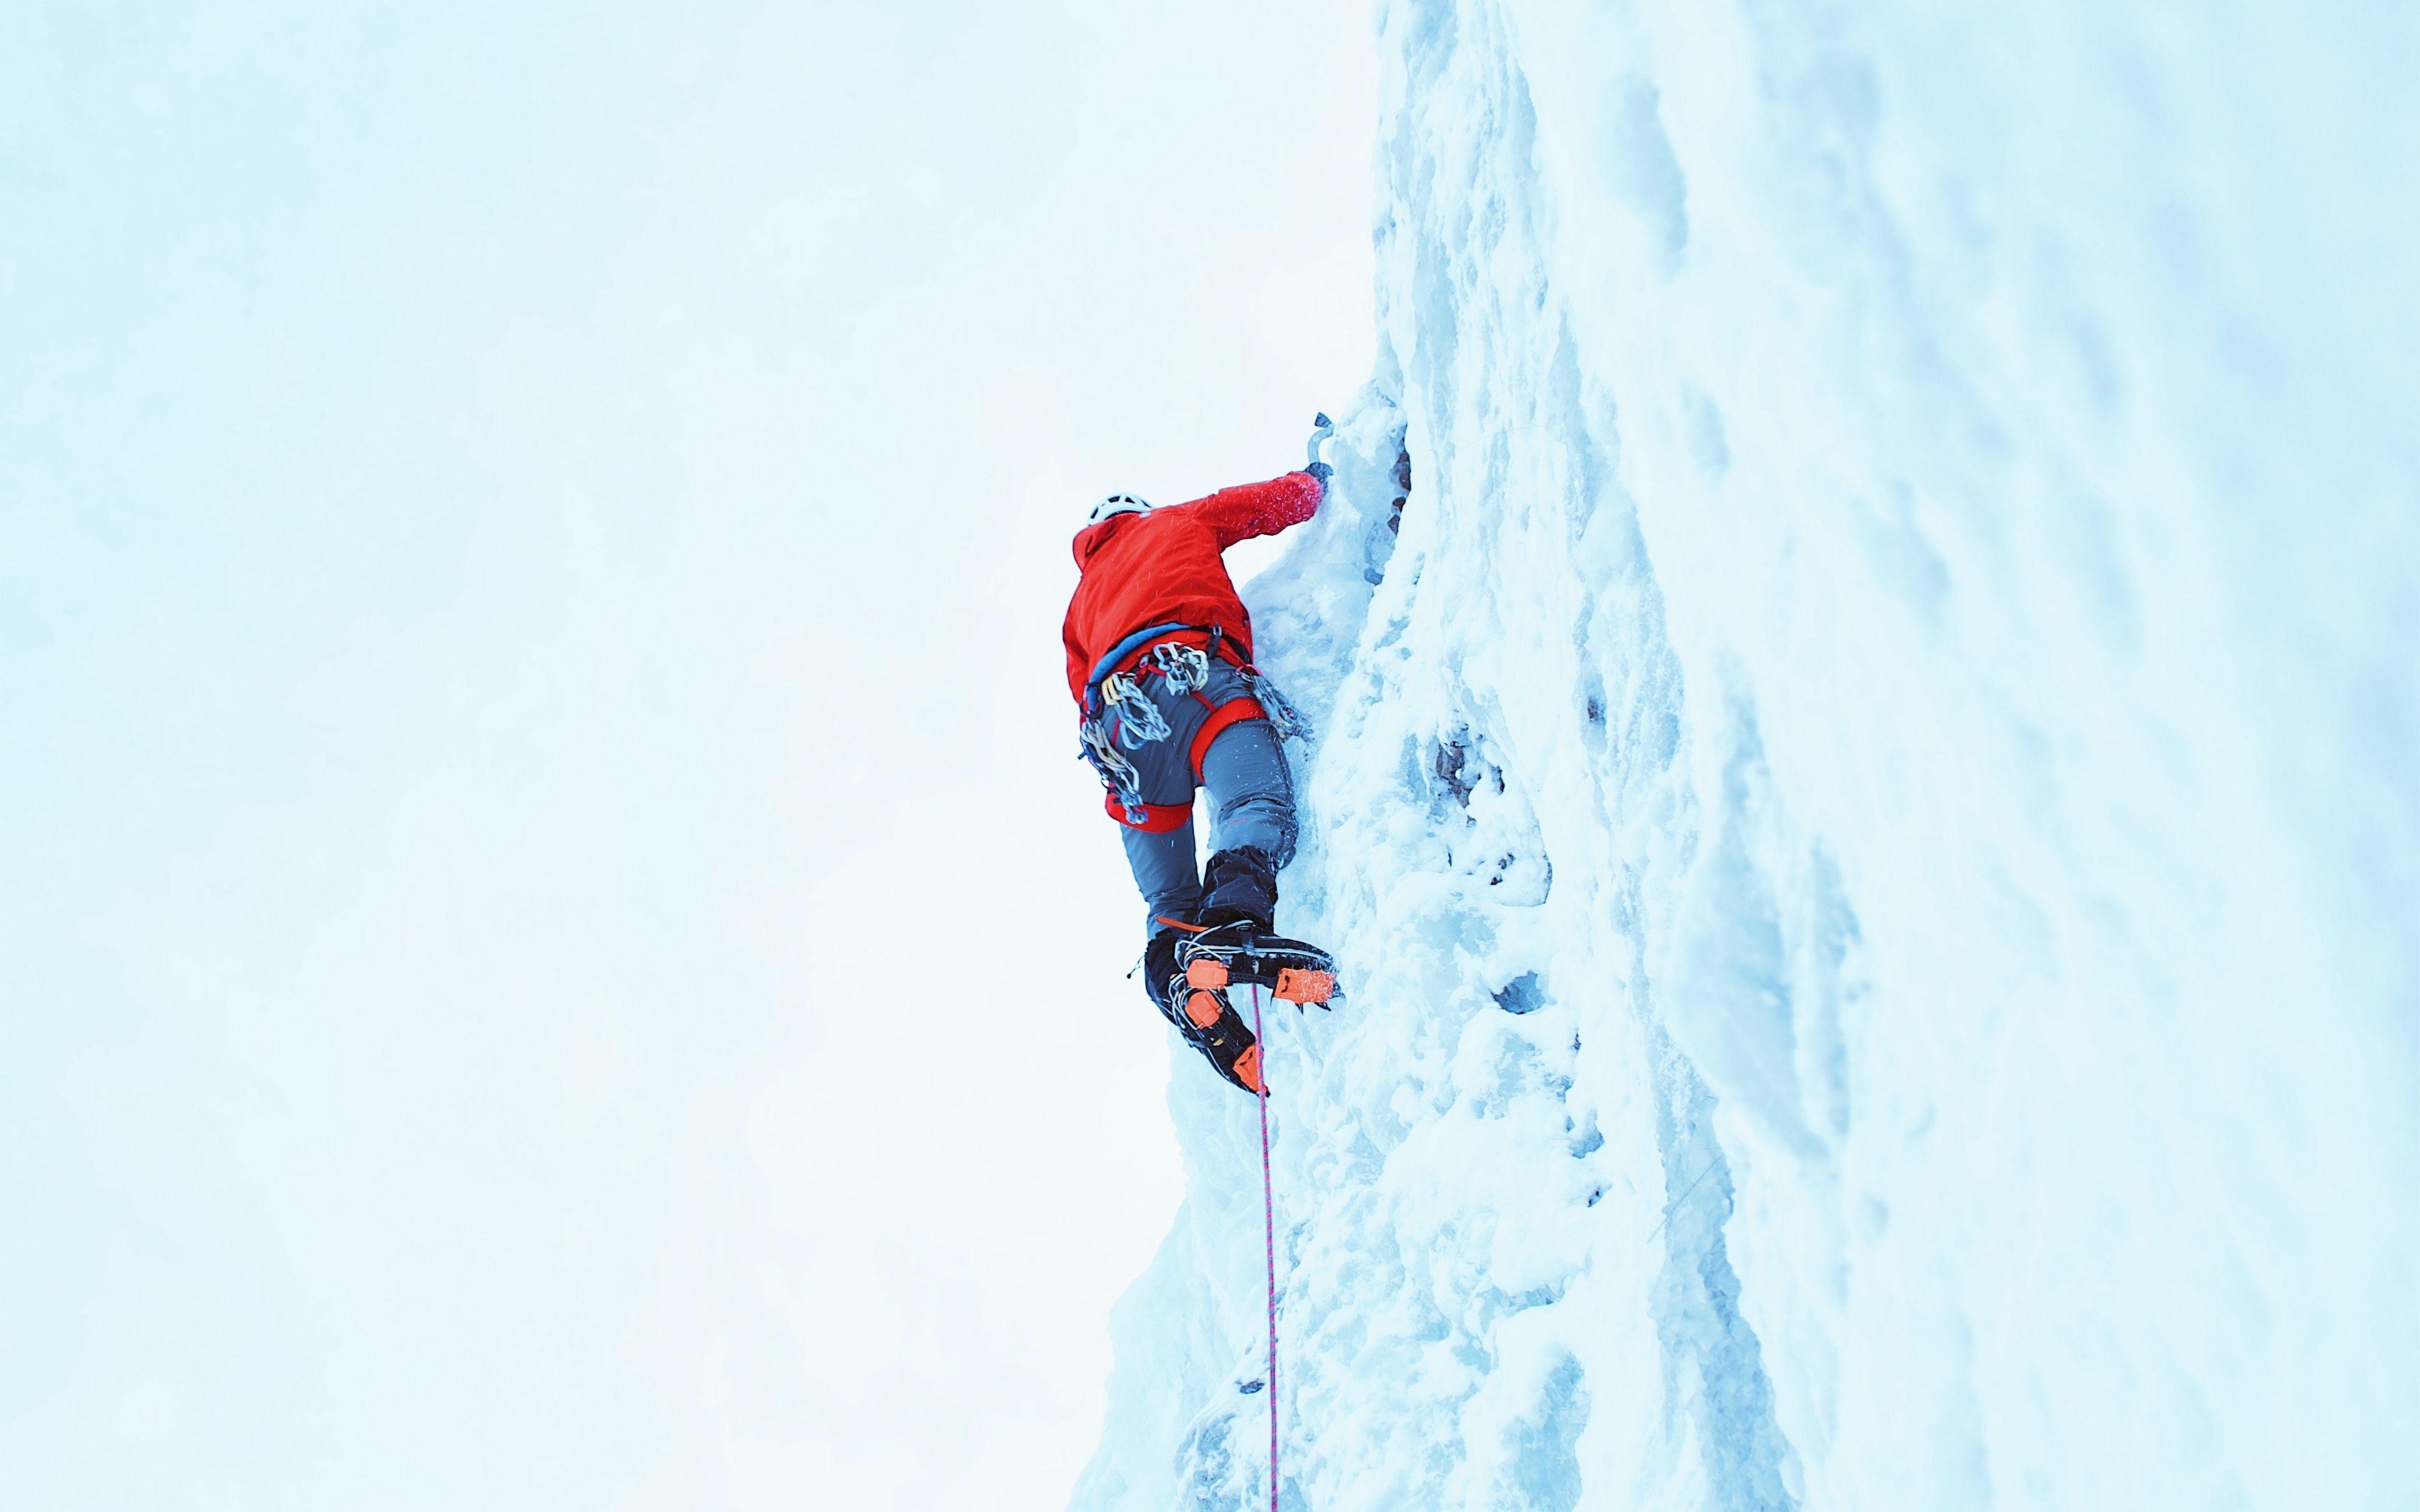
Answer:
[{"xmin": 1273, "ymin": 968, "xmax": 1335, "ymax": 1005}]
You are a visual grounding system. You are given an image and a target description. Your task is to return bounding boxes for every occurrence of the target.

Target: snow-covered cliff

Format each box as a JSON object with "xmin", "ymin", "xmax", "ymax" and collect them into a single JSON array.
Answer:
[{"xmin": 1073, "ymin": 3, "xmax": 2418, "ymax": 1508}]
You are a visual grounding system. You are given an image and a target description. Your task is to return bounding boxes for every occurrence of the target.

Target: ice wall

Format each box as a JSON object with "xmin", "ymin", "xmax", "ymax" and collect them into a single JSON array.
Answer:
[{"xmin": 1073, "ymin": 3, "xmax": 2418, "ymax": 1508}]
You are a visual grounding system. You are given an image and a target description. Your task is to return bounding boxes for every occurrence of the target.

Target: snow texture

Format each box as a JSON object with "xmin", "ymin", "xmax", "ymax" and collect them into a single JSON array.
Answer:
[{"xmin": 1072, "ymin": 3, "xmax": 2418, "ymax": 1508}]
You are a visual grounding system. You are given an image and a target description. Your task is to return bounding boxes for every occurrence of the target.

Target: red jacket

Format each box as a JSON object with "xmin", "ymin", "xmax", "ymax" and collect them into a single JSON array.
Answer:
[{"xmin": 1064, "ymin": 472, "xmax": 1325, "ymax": 704}]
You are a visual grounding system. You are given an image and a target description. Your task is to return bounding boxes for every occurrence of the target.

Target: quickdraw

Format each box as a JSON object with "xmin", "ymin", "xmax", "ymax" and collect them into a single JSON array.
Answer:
[
  {"xmin": 1079, "ymin": 716, "xmax": 1150, "ymax": 824},
  {"xmin": 1206, "ymin": 623, "xmax": 1313, "ymax": 744},
  {"xmin": 1242, "ymin": 664, "xmax": 1312, "ymax": 743},
  {"xmin": 1100, "ymin": 671, "xmax": 1173, "ymax": 748},
  {"xmin": 1140, "ymin": 639, "xmax": 1212, "ymax": 696}
]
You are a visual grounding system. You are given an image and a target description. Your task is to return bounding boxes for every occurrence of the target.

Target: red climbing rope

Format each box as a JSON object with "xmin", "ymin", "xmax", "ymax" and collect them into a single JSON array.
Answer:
[{"xmin": 1251, "ymin": 983, "xmax": 1279, "ymax": 1512}]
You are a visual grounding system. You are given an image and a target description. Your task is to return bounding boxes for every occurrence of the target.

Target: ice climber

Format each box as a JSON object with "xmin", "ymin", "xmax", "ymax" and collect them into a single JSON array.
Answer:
[{"xmin": 1067, "ymin": 418, "xmax": 1342, "ymax": 1095}]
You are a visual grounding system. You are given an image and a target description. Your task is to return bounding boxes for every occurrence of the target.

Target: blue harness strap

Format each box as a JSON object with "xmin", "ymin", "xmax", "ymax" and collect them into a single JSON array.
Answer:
[{"xmin": 1083, "ymin": 620, "xmax": 1198, "ymax": 714}]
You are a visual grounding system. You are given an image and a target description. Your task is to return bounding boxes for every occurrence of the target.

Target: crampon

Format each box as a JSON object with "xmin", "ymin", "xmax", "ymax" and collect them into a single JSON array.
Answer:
[
  {"xmin": 1151, "ymin": 928, "xmax": 1340, "ymax": 1096},
  {"xmin": 1177, "ymin": 932, "xmax": 1339, "ymax": 1009}
]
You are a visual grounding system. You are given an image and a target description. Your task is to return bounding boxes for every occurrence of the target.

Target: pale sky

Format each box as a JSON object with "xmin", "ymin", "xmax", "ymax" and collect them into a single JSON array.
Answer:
[{"xmin": 0, "ymin": 3, "xmax": 1378, "ymax": 1506}]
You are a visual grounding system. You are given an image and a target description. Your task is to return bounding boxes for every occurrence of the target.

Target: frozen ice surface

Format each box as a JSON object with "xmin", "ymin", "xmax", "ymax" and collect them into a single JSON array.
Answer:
[{"xmin": 1073, "ymin": 3, "xmax": 2418, "ymax": 1508}]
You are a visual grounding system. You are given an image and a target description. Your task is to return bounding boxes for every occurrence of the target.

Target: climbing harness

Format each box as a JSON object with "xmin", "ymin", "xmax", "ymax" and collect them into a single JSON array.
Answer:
[
  {"xmin": 1076, "ymin": 622, "xmax": 1193, "ymax": 823},
  {"xmin": 1250, "ymin": 982, "xmax": 1280, "ymax": 1512},
  {"xmin": 1076, "ymin": 624, "xmax": 1313, "ymax": 826}
]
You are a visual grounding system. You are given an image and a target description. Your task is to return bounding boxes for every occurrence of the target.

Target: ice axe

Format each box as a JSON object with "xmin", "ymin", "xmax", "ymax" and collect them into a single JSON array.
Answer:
[{"xmin": 1306, "ymin": 411, "xmax": 1334, "ymax": 471}]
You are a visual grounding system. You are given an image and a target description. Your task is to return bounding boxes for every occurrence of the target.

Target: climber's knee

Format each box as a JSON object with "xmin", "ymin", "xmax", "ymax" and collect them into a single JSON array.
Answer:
[{"xmin": 1202, "ymin": 719, "xmax": 1298, "ymax": 869}]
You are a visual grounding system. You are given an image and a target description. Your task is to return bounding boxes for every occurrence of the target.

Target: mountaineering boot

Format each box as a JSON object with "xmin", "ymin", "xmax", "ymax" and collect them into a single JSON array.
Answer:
[
  {"xmin": 1144, "ymin": 926, "xmax": 1267, "ymax": 1094},
  {"xmin": 1182, "ymin": 845, "xmax": 1338, "ymax": 1008},
  {"xmin": 1143, "ymin": 929, "xmax": 1187, "ymax": 1019},
  {"xmin": 1196, "ymin": 846, "xmax": 1279, "ymax": 937}
]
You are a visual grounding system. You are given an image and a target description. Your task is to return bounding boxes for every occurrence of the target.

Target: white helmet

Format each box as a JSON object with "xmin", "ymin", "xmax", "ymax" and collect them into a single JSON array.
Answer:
[{"xmin": 1088, "ymin": 493, "xmax": 1153, "ymax": 525}]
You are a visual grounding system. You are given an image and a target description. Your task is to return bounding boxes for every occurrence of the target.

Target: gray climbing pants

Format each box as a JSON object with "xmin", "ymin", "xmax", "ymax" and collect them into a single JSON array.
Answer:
[
  {"xmin": 1104, "ymin": 654, "xmax": 1298, "ymax": 937},
  {"xmin": 1121, "ymin": 719, "xmax": 1297, "ymax": 936}
]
